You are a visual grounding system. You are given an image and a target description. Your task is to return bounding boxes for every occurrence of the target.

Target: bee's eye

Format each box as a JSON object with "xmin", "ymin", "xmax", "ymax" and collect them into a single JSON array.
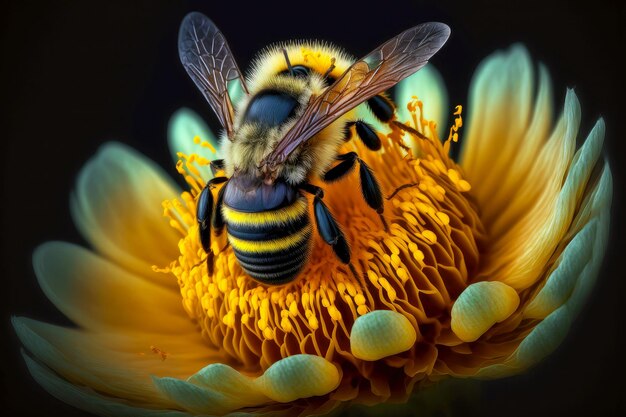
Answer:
[{"xmin": 291, "ymin": 65, "xmax": 309, "ymax": 78}]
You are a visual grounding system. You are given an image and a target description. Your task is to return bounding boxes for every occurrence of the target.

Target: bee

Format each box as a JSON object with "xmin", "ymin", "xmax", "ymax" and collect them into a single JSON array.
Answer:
[{"xmin": 178, "ymin": 12, "xmax": 450, "ymax": 285}]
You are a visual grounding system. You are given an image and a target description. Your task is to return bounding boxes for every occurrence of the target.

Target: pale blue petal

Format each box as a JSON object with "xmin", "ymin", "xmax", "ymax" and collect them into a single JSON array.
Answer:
[
  {"xmin": 155, "ymin": 354, "xmax": 339, "ymax": 412},
  {"xmin": 557, "ymin": 118, "xmax": 605, "ymax": 215},
  {"xmin": 524, "ymin": 220, "xmax": 596, "ymax": 319},
  {"xmin": 22, "ymin": 352, "xmax": 195, "ymax": 417},
  {"xmin": 565, "ymin": 165, "xmax": 612, "ymax": 315},
  {"xmin": 477, "ymin": 163, "xmax": 612, "ymax": 378},
  {"xmin": 153, "ymin": 377, "xmax": 233, "ymax": 415},
  {"xmin": 475, "ymin": 305, "xmax": 572, "ymax": 379},
  {"xmin": 12, "ymin": 317, "xmax": 177, "ymax": 406},
  {"xmin": 153, "ymin": 362, "xmax": 269, "ymax": 414},
  {"xmin": 395, "ymin": 63, "xmax": 448, "ymax": 137},
  {"xmin": 70, "ymin": 142, "xmax": 181, "ymax": 287},
  {"xmin": 187, "ymin": 363, "xmax": 266, "ymax": 402},
  {"xmin": 167, "ymin": 107, "xmax": 222, "ymax": 181}
]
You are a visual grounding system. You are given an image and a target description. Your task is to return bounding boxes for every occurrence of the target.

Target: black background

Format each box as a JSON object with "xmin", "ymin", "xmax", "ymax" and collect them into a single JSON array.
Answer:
[{"xmin": 1, "ymin": 1, "xmax": 624, "ymax": 416}]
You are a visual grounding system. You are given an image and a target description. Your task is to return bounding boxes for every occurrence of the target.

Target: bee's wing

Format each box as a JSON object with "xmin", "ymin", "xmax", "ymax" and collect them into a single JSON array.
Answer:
[
  {"xmin": 262, "ymin": 22, "xmax": 450, "ymax": 168},
  {"xmin": 178, "ymin": 12, "xmax": 249, "ymax": 139}
]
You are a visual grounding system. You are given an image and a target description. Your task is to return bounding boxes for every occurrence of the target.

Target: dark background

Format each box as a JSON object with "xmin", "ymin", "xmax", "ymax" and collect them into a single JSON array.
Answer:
[{"xmin": 1, "ymin": 1, "xmax": 624, "ymax": 416}]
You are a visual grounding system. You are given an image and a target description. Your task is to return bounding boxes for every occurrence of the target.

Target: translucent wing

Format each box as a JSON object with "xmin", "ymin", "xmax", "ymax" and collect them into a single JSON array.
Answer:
[
  {"xmin": 262, "ymin": 22, "xmax": 450, "ymax": 168},
  {"xmin": 178, "ymin": 12, "xmax": 248, "ymax": 138}
]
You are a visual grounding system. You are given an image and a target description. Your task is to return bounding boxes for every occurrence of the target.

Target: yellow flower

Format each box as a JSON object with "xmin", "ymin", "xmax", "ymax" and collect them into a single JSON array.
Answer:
[{"xmin": 13, "ymin": 44, "xmax": 611, "ymax": 417}]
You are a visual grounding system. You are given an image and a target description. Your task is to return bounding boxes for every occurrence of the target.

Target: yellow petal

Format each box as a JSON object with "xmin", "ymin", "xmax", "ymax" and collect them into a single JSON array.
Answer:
[
  {"xmin": 33, "ymin": 241, "xmax": 193, "ymax": 333},
  {"xmin": 70, "ymin": 142, "xmax": 181, "ymax": 288},
  {"xmin": 350, "ymin": 310, "xmax": 417, "ymax": 361},
  {"xmin": 451, "ymin": 281, "xmax": 520, "ymax": 342},
  {"xmin": 22, "ymin": 352, "xmax": 195, "ymax": 417},
  {"xmin": 461, "ymin": 44, "xmax": 535, "ymax": 195},
  {"xmin": 13, "ymin": 317, "xmax": 222, "ymax": 407},
  {"xmin": 465, "ymin": 63, "xmax": 554, "ymax": 227},
  {"xmin": 474, "ymin": 90, "xmax": 583, "ymax": 290}
]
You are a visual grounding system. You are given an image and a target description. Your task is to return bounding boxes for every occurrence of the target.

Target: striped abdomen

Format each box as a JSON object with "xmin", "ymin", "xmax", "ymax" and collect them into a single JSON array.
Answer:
[{"xmin": 222, "ymin": 178, "xmax": 312, "ymax": 285}]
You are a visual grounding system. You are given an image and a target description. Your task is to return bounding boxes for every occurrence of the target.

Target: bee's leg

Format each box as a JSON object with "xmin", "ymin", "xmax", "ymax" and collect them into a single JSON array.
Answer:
[
  {"xmin": 342, "ymin": 120, "xmax": 382, "ymax": 151},
  {"xmin": 322, "ymin": 151, "xmax": 358, "ymax": 181},
  {"xmin": 210, "ymin": 159, "xmax": 225, "ymax": 176},
  {"xmin": 197, "ymin": 176, "xmax": 228, "ymax": 275},
  {"xmin": 212, "ymin": 183, "xmax": 226, "ymax": 235},
  {"xmin": 299, "ymin": 183, "xmax": 351, "ymax": 265},
  {"xmin": 323, "ymin": 153, "xmax": 388, "ymax": 232},
  {"xmin": 366, "ymin": 94, "xmax": 395, "ymax": 123}
]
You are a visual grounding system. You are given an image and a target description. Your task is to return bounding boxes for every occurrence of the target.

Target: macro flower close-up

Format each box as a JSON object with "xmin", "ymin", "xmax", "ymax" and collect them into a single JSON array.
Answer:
[{"xmin": 3, "ymin": 2, "xmax": 622, "ymax": 417}]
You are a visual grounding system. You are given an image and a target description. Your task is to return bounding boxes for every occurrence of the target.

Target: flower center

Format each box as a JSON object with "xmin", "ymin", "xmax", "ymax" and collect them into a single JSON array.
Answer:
[{"xmin": 161, "ymin": 100, "xmax": 486, "ymax": 404}]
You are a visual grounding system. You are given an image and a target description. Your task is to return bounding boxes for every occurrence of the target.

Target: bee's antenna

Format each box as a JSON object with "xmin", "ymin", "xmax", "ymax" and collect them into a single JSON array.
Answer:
[
  {"xmin": 322, "ymin": 57, "xmax": 336, "ymax": 80},
  {"xmin": 282, "ymin": 49, "xmax": 294, "ymax": 76}
]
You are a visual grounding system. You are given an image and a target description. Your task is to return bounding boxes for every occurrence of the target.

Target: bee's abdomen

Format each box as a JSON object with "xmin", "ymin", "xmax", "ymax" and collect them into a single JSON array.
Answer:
[{"xmin": 222, "ymin": 198, "xmax": 312, "ymax": 284}]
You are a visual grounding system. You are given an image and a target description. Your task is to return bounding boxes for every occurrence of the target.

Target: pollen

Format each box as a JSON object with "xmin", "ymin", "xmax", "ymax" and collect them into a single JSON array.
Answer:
[{"xmin": 161, "ymin": 98, "xmax": 488, "ymax": 405}]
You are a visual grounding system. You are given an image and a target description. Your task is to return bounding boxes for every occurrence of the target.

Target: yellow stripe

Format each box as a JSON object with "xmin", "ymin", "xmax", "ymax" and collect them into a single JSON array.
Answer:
[
  {"xmin": 228, "ymin": 225, "xmax": 311, "ymax": 253},
  {"xmin": 222, "ymin": 199, "xmax": 308, "ymax": 227}
]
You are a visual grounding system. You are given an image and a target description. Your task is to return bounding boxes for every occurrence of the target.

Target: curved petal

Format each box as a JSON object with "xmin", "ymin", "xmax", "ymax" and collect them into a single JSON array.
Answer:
[
  {"xmin": 13, "ymin": 317, "xmax": 222, "ymax": 408},
  {"xmin": 167, "ymin": 108, "xmax": 222, "ymax": 181},
  {"xmin": 476, "ymin": 162, "xmax": 612, "ymax": 378},
  {"xmin": 154, "ymin": 366, "xmax": 269, "ymax": 415},
  {"xmin": 33, "ymin": 241, "xmax": 193, "ymax": 333},
  {"xmin": 154, "ymin": 355, "xmax": 340, "ymax": 414},
  {"xmin": 475, "ymin": 90, "xmax": 584, "ymax": 290},
  {"xmin": 460, "ymin": 44, "xmax": 536, "ymax": 197},
  {"xmin": 395, "ymin": 63, "xmax": 448, "ymax": 137},
  {"xmin": 70, "ymin": 142, "xmax": 181, "ymax": 288},
  {"xmin": 22, "ymin": 352, "xmax": 194, "ymax": 417},
  {"xmin": 523, "ymin": 219, "xmax": 596, "ymax": 319},
  {"xmin": 558, "ymin": 163, "xmax": 612, "ymax": 316}
]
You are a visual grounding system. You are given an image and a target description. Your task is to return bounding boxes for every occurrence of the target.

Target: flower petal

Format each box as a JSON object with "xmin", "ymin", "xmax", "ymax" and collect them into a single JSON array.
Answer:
[
  {"xmin": 70, "ymin": 142, "xmax": 181, "ymax": 287},
  {"xmin": 451, "ymin": 281, "xmax": 520, "ymax": 342},
  {"xmin": 565, "ymin": 165, "xmax": 612, "ymax": 315},
  {"xmin": 460, "ymin": 44, "xmax": 536, "ymax": 195},
  {"xmin": 22, "ymin": 352, "xmax": 193, "ymax": 417},
  {"xmin": 154, "ymin": 365, "xmax": 269, "ymax": 415},
  {"xmin": 350, "ymin": 310, "xmax": 417, "ymax": 361},
  {"xmin": 465, "ymin": 61, "xmax": 554, "ymax": 227},
  {"xmin": 474, "ymin": 90, "xmax": 584, "ymax": 290},
  {"xmin": 475, "ymin": 304, "xmax": 572, "ymax": 379},
  {"xmin": 167, "ymin": 107, "xmax": 222, "ymax": 181},
  {"xmin": 395, "ymin": 63, "xmax": 448, "ymax": 136},
  {"xmin": 476, "ymin": 164, "xmax": 612, "ymax": 378},
  {"xmin": 33, "ymin": 241, "xmax": 193, "ymax": 333},
  {"xmin": 13, "ymin": 317, "xmax": 222, "ymax": 408},
  {"xmin": 523, "ymin": 219, "xmax": 596, "ymax": 319},
  {"xmin": 154, "ymin": 355, "xmax": 340, "ymax": 414}
]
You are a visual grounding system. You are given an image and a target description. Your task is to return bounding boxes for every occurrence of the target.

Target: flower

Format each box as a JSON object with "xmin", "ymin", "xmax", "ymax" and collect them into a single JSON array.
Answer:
[{"xmin": 13, "ymin": 44, "xmax": 611, "ymax": 417}]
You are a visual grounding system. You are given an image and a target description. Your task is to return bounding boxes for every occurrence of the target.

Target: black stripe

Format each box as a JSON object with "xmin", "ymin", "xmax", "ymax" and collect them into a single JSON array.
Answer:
[
  {"xmin": 237, "ymin": 246, "xmax": 309, "ymax": 274},
  {"xmin": 227, "ymin": 213, "xmax": 310, "ymax": 241},
  {"xmin": 233, "ymin": 237, "xmax": 310, "ymax": 266},
  {"xmin": 243, "ymin": 260, "xmax": 308, "ymax": 285}
]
